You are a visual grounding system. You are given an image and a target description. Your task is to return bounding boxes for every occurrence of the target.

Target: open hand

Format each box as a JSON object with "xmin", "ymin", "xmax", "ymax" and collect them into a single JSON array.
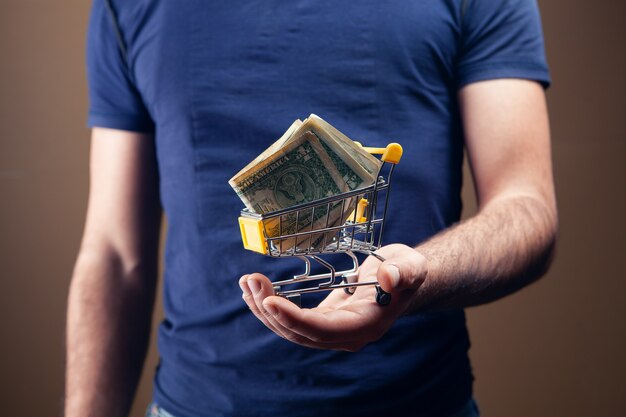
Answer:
[{"xmin": 239, "ymin": 244, "xmax": 428, "ymax": 351}]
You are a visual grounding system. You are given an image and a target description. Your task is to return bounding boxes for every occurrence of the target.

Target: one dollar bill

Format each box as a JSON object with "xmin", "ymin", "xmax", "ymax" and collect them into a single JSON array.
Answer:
[{"xmin": 229, "ymin": 115, "xmax": 382, "ymax": 252}]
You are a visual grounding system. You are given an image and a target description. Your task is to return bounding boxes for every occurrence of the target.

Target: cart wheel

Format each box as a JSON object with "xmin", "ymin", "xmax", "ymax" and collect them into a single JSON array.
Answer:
[
  {"xmin": 342, "ymin": 276, "xmax": 356, "ymax": 295},
  {"xmin": 375, "ymin": 286, "xmax": 391, "ymax": 306}
]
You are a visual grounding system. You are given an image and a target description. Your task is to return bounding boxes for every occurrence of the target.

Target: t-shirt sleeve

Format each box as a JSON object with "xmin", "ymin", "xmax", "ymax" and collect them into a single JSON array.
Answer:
[
  {"xmin": 86, "ymin": 0, "xmax": 154, "ymax": 132},
  {"xmin": 456, "ymin": 0, "xmax": 551, "ymax": 89}
]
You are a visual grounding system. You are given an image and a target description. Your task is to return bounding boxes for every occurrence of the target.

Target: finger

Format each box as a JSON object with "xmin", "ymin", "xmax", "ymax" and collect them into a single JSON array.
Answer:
[
  {"xmin": 281, "ymin": 335, "xmax": 366, "ymax": 352},
  {"xmin": 241, "ymin": 275, "xmax": 360, "ymax": 350},
  {"xmin": 263, "ymin": 296, "xmax": 386, "ymax": 344},
  {"xmin": 267, "ymin": 315, "xmax": 365, "ymax": 352},
  {"xmin": 239, "ymin": 274, "xmax": 288, "ymax": 338},
  {"xmin": 376, "ymin": 250, "xmax": 428, "ymax": 292},
  {"xmin": 318, "ymin": 287, "xmax": 351, "ymax": 309}
]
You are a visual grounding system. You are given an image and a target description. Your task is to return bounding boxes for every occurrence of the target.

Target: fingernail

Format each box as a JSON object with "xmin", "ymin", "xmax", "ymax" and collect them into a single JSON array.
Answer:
[
  {"xmin": 264, "ymin": 303, "xmax": 278, "ymax": 316},
  {"xmin": 239, "ymin": 284, "xmax": 250, "ymax": 297},
  {"xmin": 239, "ymin": 276, "xmax": 250, "ymax": 295},
  {"xmin": 248, "ymin": 279, "xmax": 261, "ymax": 295},
  {"xmin": 388, "ymin": 265, "xmax": 400, "ymax": 287}
]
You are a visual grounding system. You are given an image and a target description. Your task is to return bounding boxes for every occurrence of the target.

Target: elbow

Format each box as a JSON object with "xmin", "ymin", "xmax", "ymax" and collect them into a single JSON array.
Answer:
[
  {"xmin": 534, "ymin": 230, "xmax": 557, "ymax": 281},
  {"xmin": 542, "ymin": 200, "xmax": 559, "ymax": 274},
  {"xmin": 70, "ymin": 245, "xmax": 158, "ymax": 292},
  {"xmin": 527, "ymin": 205, "xmax": 559, "ymax": 284}
]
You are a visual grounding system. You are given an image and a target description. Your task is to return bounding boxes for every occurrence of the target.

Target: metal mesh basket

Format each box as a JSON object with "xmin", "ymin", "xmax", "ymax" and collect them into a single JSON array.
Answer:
[{"xmin": 238, "ymin": 143, "xmax": 402, "ymax": 306}]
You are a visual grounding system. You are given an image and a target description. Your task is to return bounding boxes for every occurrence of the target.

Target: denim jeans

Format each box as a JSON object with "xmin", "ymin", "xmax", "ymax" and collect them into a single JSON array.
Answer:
[{"xmin": 146, "ymin": 399, "xmax": 480, "ymax": 417}]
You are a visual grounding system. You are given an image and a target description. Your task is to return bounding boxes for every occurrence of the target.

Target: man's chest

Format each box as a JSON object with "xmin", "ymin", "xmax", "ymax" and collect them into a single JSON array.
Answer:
[{"xmin": 129, "ymin": 0, "xmax": 462, "ymax": 128}]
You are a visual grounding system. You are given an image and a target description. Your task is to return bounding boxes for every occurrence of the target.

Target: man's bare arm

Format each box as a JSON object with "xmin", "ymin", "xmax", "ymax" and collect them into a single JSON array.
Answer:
[
  {"xmin": 65, "ymin": 128, "xmax": 162, "ymax": 416},
  {"xmin": 400, "ymin": 78, "xmax": 558, "ymax": 311},
  {"xmin": 239, "ymin": 78, "xmax": 558, "ymax": 351}
]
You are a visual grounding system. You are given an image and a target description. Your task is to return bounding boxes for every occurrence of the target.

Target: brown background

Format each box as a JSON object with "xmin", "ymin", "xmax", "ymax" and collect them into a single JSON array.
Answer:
[{"xmin": 1, "ymin": 1, "xmax": 624, "ymax": 416}]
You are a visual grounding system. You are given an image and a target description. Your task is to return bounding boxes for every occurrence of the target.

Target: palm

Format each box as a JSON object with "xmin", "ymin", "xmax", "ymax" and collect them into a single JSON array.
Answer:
[
  {"xmin": 240, "ymin": 243, "xmax": 424, "ymax": 351},
  {"xmin": 314, "ymin": 244, "xmax": 417, "ymax": 325}
]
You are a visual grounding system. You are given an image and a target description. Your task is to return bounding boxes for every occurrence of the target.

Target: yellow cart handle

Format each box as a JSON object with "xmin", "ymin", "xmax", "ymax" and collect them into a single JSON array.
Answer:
[
  {"xmin": 354, "ymin": 142, "xmax": 403, "ymax": 164},
  {"xmin": 239, "ymin": 216, "xmax": 268, "ymax": 254},
  {"xmin": 346, "ymin": 198, "xmax": 369, "ymax": 223}
]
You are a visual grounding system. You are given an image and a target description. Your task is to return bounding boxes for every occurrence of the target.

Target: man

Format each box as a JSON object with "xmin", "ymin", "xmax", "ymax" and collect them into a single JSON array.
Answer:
[{"xmin": 65, "ymin": 1, "xmax": 557, "ymax": 416}]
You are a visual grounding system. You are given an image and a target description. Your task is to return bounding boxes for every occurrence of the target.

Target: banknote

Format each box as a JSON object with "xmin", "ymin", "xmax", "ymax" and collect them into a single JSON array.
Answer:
[
  {"xmin": 229, "ymin": 115, "xmax": 381, "ymax": 252},
  {"xmin": 231, "ymin": 131, "xmax": 344, "ymax": 251},
  {"xmin": 305, "ymin": 114, "xmax": 381, "ymax": 177},
  {"xmin": 230, "ymin": 132, "xmax": 345, "ymax": 212},
  {"xmin": 230, "ymin": 119, "xmax": 303, "ymax": 184}
]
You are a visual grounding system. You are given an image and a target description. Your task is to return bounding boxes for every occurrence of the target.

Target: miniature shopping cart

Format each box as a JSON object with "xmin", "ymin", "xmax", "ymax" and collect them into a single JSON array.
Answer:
[{"xmin": 238, "ymin": 142, "xmax": 403, "ymax": 307}]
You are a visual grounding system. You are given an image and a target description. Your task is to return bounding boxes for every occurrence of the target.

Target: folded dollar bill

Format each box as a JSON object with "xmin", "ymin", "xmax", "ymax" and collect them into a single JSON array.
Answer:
[{"xmin": 229, "ymin": 115, "xmax": 382, "ymax": 252}]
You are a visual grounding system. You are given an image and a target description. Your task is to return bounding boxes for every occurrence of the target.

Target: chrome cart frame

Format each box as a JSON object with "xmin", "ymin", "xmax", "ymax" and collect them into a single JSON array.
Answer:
[{"xmin": 238, "ymin": 143, "xmax": 402, "ymax": 306}]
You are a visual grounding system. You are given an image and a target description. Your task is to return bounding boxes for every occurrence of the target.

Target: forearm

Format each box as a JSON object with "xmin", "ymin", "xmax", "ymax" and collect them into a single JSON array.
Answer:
[
  {"xmin": 65, "ymin": 250, "xmax": 157, "ymax": 417},
  {"xmin": 409, "ymin": 194, "xmax": 557, "ymax": 312}
]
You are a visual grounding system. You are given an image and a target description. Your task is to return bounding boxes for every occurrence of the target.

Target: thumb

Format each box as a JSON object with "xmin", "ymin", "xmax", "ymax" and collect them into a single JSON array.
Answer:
[{"xmin": 376, "ymin": 250, "xmax": 428, "ymax": 293}]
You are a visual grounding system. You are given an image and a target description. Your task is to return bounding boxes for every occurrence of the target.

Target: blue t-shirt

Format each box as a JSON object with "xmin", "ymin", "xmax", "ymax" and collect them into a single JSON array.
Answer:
[{"xmin": 87, "ymin": 1, "xmax": 550, "ymax": 416}]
